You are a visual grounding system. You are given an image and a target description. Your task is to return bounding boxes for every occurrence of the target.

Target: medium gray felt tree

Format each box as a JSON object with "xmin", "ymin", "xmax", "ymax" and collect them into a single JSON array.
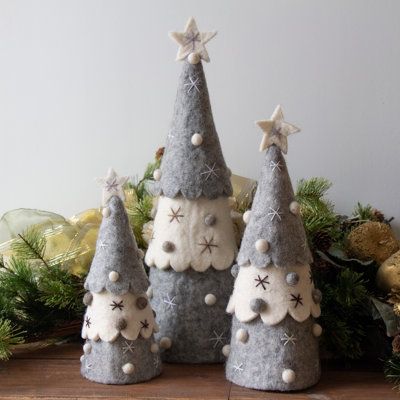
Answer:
[
  {"xmin": 144, "ymin": 18, "xmax": 237, "ymax": 363},
  {"xmin": 225, "ymin": 106, "xmax": 323, "ymax": 391},
  {"xmin": 80, "ymin": 168, "xmax": 161, "ymax": 384}
]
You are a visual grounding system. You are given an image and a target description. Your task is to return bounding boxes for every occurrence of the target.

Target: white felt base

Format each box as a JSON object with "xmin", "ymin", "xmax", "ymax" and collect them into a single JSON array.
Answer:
[
  {"xmin": 145, "ymin": 196, "xmax": 237, "ymax": 272},
  {"xmin": 82, "ymin": 291, "xmax": 158, "ymax": 342},
  {"xmin": 226, "ymin": 264, "xmax": 320, "ymax": 326}
]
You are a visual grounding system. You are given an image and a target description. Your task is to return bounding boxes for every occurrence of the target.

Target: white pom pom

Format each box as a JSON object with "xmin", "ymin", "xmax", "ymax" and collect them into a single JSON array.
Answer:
[
  {"xmin": 122, "ymin": 363, "xmax": 135, "ymax": 375},
  {"xmin": 312, "ymin": 323, "xmax": 323, "ymax": 337},
  {"xmin": 222, "ymin": 344, "xmax": 231, "ymax": 357},
  {"xmin": 243, "ymin": 210, "xmax": 252, "ymax": 224},
  {"xmin": 191, "ymin": 133, "xmax": 203, "ymax": 146},
  {"xmin": 146, "ymin": 286, "xmax": 153, "ymax": 299},
  {"xmin": 102, "ymin": 207, "xmax": 110, "ymax": 218},
  {"xmin": 108, "ymin": 271, "xmax": 119, "ymax": 282},
  {"xmin": 83, "ymin": 343, "xmax": 92, "ymax": 354},
  {"xmin": 282, "ymin": 369, "xmax": 296, "ymax": 383},
  {"xmin": 235, "ymin": 328, "xmax": 249, "ymax": 343},
  {"xmin": 204, "ymin": 293, "xmax": 217, "ymax": 306},
  {"xmin": 188, "ymin": 52, "xmax": 200, "ymax": 64},
  {"xmin": 159, "ymin": 336, "xmax": 172, "ymax": 349},
  {"xmin": 153, "ymin": 169, "xmax": 162, "ymax": 181},
  {"xmin": 255, "ymin": 239, "xmax": 269, "ymax": 253},
  {"xmin": 289, "ymin": 201, "xmax": 301, "ymax": 215},
  {"xmin": 150, "ymin": 343, "xmax": 159, "ymax": 353}
]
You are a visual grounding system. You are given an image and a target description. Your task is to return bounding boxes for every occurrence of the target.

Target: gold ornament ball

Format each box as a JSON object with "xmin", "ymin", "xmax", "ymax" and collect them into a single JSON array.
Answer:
[
  {"xmin": 376, "ymin": 250, "xmax": 400, "ymax": 292},
  {"xmin": 347, "ymin": 221, "xmax": 399, "ymax": 264}
]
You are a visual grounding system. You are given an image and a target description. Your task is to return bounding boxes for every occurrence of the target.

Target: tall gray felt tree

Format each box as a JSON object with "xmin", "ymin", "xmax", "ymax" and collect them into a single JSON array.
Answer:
[
  {"xmin": 144, "ymin": 18, "xmax": 237, "ymax": 363},
  {"xmin": 81, "ymin": 168, "xmax": 161, "ymax": 384},
  {"xmin": 225, "ymin": 106, "xmax": 323, "ymax": 391}
]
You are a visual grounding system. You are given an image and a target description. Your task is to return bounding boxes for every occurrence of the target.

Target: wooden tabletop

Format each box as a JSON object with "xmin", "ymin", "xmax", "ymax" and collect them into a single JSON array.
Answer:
[{"xmin": 0, "ymin": 343, "xmax": 397, "ymax": 399}]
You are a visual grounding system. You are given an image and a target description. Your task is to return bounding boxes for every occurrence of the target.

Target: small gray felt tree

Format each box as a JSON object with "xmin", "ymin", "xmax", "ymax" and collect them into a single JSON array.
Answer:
[
  {"xmin": 225, "ymin": 106, "xmax": 323, "ymax": 391},
  {"xmin": 144, "ymin": 18, "xmax": 237, "ymax": 363},
  {"xmin": 80, "ymin": 168, "xmax": 161, "ymax": 384}
]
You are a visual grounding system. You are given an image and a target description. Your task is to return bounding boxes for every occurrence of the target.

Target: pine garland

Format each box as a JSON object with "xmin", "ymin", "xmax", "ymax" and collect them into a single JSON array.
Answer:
[{"xmin": 0, "ymin": 319, "xmax": 25, "ymax": 360}]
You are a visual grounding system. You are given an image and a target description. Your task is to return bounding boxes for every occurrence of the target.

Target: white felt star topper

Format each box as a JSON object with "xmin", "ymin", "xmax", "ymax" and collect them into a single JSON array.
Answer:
[
  {"xmin": 96, "ymin": 168, "xmax": 128, "ymax": 206},
  {"xmin": 256, "ymin": 105, "xmax": 300, "ymax": 154},
  {"xmin": 169, "ymin": 17, "xmax": 217, "ymax": 63}
]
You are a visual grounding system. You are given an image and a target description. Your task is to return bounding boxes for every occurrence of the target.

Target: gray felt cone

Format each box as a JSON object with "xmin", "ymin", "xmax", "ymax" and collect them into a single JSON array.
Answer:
[
  {"xmin": 226, "ymin": 111, "xmax": 322, "ymax": 391},
  {"xmin": 81, "ymin": 194, "xmax": 161, "ymax": 384},
  {"xmin": 145, "ymin": 19, "xmax": 237, "ymax": 363}
]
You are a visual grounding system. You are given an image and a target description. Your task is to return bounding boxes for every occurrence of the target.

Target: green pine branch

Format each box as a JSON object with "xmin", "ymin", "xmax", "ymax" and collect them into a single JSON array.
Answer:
[
  {"xmin": 12, "ymin": 228, "xmax": 49, "ymax": 267},
  {"xmin": 0, "ymin": 319, "xmax": 25, "ymax": 361}
]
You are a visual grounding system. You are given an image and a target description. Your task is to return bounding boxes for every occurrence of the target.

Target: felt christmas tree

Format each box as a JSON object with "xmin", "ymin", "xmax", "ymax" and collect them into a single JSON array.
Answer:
[
  {"xmin": 80, "ymin": 168, "xmax": 161, "ymax": 384},
  {"xmin": 225, "ymin": 106, "xmax": 323, "ymax": 391},
  {"xmin": 144, "ymin": 18, "xmax": 237, "ymax": 363}
]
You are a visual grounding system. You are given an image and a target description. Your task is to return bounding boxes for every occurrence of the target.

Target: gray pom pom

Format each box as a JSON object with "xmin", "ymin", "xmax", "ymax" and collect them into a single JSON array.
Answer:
[
  {"xmin": 250, "ymin": 298, "xmax": 267, "ymax": 313},
  {"xmin": 115, "ymin": 318, "xmax": 127, "ymax": 331},
  {"xmin": 204, "ymin": 214, "xmax": 217, "ymax": 226},
  {"xmin": 83, "ymin": 292, "xmax": 93, "ymax": 306},
  {"xmin": 312, "ymin": 288, "xmax": 322, "ymax": 304},
  {"xmin": 162, "ymin": 241, "xmax": 175, "ymax": 253},
  {"xmin": 136, "ymin": 296, "xmax": 148, "ymax": 310},
  {"xmin": 231, "ymin": 264, "xmax": 240, "ymax": 278},
  {"xmin": 286, "ymin": 272, "xmax": 299, "ymax": 286}
]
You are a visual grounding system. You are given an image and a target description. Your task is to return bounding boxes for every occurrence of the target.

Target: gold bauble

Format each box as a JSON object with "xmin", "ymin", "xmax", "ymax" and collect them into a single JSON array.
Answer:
[
  {"xmin": 376, "ymin": 250, "xmax": 400, "ymax": 292},
  {"xmin": 347, "ymin": 221, "xmax": 399, "ymax": 264}
]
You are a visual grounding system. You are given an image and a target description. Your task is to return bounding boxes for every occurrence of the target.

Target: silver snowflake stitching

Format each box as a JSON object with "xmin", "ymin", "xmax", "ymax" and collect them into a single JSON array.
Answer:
[
  {"xmin": 163, "ymin": 293, "xmax": 177, "ymax": 309},
  {"xmin": 184, "ymin": 76, "xmax": 201, "ymax": 93},
  {"xmin": 200, "ymin": 163, "xmax": 219, "ymax": 181},
  {"xmin": 209, "ymin": 330, "xmax": 226, "ymax": 348}
]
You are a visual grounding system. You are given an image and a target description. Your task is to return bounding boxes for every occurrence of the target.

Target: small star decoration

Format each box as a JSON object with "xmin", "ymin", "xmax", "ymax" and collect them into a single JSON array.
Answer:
[
  {"xmin": 290, "ymin": 293, "xmax": 304, "ymax": 308},
  {"xmin": 163, "ymin": 293, "xmax": 177, "ymax": 310},
  {"xmin": 96, "ymin": 168, "xmax": 128, "ymax": 206},
  {"xmin": 254, "ymin": 274, "xmax": 270, "ymax": 290},
  {"xmin": 200, "ymin": 162, "xmax": 219, "ymax": 181},
  {"xmin": 110, "ymin": 300, "xmax": 124, "ymax": 311},
  {"xmin": 209, "ymin": 330, "xmax": 226, "ymax": 348},
  {"xmin": 140, "ymin": 319, "xmax": 150, "ymax": 330},
  {"xmin": 169, "ymin": 207, "xmax": 184, "ymax": 223},
  {"xmin": 280, "ymin": 332, "xmax": 297, "ymax": 346},
  {"xmin": 169, "ymin": 17, "xmax": 217, "ymax": 62},
  {"xmin": 85, "ymin": 316, "xmax": 91, "ymax": 328},
  {"xmin": 256, "ymin": 105, "xmax": 300, "ymax": 154},
  {"xmin": 122, "ymin": 341, "xmax": 135, "ymax": 354},
  {"xmin": 198, "ymin": 236, "xmax": 218, "ymax": 254}
]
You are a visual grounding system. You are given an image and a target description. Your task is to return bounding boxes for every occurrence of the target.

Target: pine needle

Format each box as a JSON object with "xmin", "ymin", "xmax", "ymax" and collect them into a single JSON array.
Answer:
[
  {"xmin": 12, "ymin": 227, "xmax": 49, "ymax": 267},
  {"xmin": 385, "ymin": 354, "xmax": 400, "ymax": 389},
  {"xmin": 0, "ymin": 319, "xmax": 25, "ymax": 360}
]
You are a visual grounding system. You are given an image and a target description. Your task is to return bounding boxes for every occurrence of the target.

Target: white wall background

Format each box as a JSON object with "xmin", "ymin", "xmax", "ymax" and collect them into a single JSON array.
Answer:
[{"xmin": 1, "ymin": 0, "xmax": 400, "ymax": 233}]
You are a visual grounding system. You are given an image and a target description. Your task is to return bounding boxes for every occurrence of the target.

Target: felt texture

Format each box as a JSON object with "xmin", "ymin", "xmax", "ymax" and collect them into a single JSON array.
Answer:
[
  {"xmin": 226, "ymin": 264, "xmax": 320, "ymax": 325},
  {"xmin": 237, "ymin": 145, "xmax": 312, "ymax": 268},
  {"xmin": 226, "ymin": 315, "xmax": 320, "ymax": 391},
  {"xmin": 145, "ymin": 195, "xmax": 237, "ymax": 272},
  {"xmin": 148, "ymin": 267, "xmax": 234, "ymax": 363},
  {"xmin": 169, "ymin": 17, "xmax": 216, "ymax": 63},
  {"xmin": 84, "ymin": 196, "xmax": 149, "ymax": 295},
  {"xmin": 81, "ymin": 335, "xmax": 161, "ymax": 385},
  {"xmin": 81, "ymin": 192, "xmax": 160, "ymax": 385},
  {"xmin": 153, "ymin": 60, "xmax": 232, "ymax": 200},
  {"xmin": 82, "ymin": 291, "xmax": 158, "ymax": 342}
]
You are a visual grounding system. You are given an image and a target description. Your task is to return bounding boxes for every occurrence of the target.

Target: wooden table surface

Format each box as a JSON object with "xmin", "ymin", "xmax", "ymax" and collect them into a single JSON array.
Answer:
[{"xmin": 0, "ymin": 343, "xmax": 397, "ymax": 400}]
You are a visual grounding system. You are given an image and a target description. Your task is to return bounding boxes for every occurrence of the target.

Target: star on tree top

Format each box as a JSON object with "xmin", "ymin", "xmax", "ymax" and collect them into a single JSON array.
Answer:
[
  {"xmin": 169, "ymin": 17, "xmax": 217, "ymax": 63},
  {"xmin": 256, "ymin": 105, "xmax": 300, "ymax": 154},
  {"xmin": 96, "ymin": 168, "xmax": 128, "ymax": 207}
]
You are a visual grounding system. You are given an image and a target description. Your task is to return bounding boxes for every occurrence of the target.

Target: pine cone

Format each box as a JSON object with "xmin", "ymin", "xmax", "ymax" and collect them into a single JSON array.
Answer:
[
  {"xmin": 372, "ymin": 208, "xmax": 385, "ymax": 223},
  {"xmin": 393, "ymin": 335, "xmax": 400, "ymax": 353},
  {"xmin": 313, "ymin": 231, "xmax": 332, "ymax": 253}
]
